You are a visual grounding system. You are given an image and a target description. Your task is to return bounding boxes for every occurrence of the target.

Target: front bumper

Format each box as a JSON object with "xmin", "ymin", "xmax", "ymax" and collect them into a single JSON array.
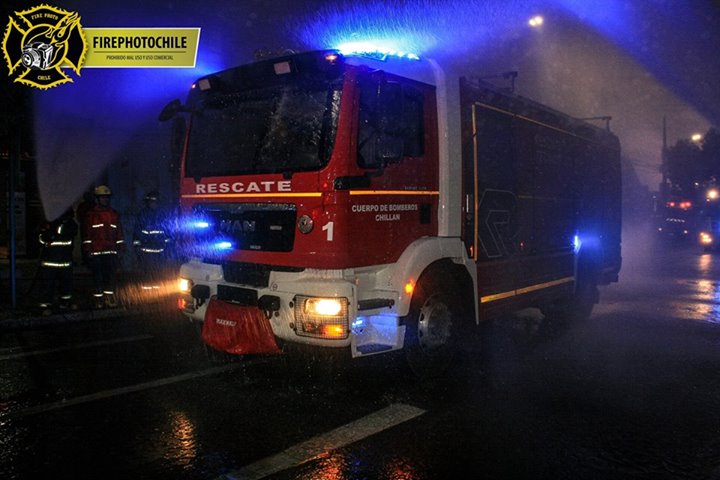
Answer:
[{"xmin": 178, "ymin": 259, "xmax": 405, "ymax": 356}]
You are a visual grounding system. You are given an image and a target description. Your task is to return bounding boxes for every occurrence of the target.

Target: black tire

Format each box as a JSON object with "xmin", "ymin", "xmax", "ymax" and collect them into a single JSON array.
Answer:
[
  {"xmin": 569, "ymin": 263, "xmax": 600, "ymax": 321},
  {"xmin": 543, "ymin": 265, "xmax": 599, "ymax": 337},
  {"xmin": 403, "ymin": 271, "xmax": 474, "ymax": 384}
]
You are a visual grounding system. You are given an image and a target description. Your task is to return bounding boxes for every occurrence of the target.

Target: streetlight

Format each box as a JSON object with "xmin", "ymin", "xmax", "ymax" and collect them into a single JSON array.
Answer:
[
  {"xmin": 529, "ymin": 15, "xmax": 544, "ymax": 28},
  {"xmin": 691, "ymin": 133, "xmax": 703, "ymax": 142}
]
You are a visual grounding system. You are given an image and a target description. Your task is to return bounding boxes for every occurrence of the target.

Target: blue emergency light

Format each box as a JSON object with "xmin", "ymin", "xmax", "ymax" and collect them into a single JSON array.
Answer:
[
  {"xmin": 215, "ymin": 241, "xmax": 233, "ymax": 250},
  {"xmin": 335, "ymin": 41, "xmax": 420, "ymax": 61},
  {"xmin": 573, "ymin": 235, "xmax": 581, "ymax": 253}
]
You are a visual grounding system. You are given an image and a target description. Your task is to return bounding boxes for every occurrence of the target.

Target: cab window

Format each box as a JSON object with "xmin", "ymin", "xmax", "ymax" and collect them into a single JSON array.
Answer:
[{"xmin": 357, "ymin": 77, "xmax": 424, "ymax": 168}]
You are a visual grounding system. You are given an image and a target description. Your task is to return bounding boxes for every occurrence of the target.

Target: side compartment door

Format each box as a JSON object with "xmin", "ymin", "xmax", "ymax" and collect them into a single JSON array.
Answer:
[
  {"xmin": 462, "ymin": 96, "xmax": 520, "ymax": 318},
  {"xmin": 514, "ymin": 124, "xmax": 577, "ymax": 304}
]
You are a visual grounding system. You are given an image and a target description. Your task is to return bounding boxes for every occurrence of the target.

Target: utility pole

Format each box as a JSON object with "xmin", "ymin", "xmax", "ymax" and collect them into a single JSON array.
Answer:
[
  {"xmin": 9, "ymin": 129, "xmax": 18, "ymax": 308},
  {"xmin": 661, "ymin": 116, "xmax": 668, "ymax": 199},
  {"xmin": 2, "ymin": 59, "xmax": 29, "ymax": 309}
]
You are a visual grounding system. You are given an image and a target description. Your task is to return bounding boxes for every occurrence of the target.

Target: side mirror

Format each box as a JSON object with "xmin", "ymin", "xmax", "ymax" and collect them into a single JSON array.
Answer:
[{"xmin": 159, "ymin": 99, "xmax": 184, "ymax": 122}]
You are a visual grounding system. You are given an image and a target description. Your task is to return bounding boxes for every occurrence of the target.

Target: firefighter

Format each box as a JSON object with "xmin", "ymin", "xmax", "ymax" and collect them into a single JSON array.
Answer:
[
  {"xmin": 75, "ymin": 189, "xmax": 96, "ymax": 265},
  {"xmin": 37, "ymin": 207, "xmax": 78, "ymax": 315},
  {"xmin": 132, "ymin": 190, "xmax": 171, "ymax": 291},
  {"xmin": 82, "ymin": 185, "xmax": 124, "ymax": 308}
]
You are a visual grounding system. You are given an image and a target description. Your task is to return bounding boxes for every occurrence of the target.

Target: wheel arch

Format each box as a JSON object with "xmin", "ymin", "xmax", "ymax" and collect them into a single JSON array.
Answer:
[{"xmin": 389, "ymin": 237, "xmax": 477, "ymax": 322}]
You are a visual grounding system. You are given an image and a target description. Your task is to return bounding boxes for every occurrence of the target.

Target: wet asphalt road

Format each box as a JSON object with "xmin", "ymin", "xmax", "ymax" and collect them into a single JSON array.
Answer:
[{"xmin": 1, "ymin": 228, "xmax": 720, "ymax": 480}]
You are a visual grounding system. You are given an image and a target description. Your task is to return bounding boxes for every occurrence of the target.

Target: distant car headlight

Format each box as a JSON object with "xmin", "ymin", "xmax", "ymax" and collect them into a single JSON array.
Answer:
[{"xmin": 700, "ymin": 232, "xmax": 713, "ymax": 245}]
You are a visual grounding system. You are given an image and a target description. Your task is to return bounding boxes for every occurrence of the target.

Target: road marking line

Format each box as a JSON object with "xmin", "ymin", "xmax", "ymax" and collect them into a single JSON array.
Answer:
[
  {"xmin": 0, "ymin": 335, "xmax": 155, "ymax": 361},
  {"xmin": 218, "ymin": 403, "xmax": 426, "ymax": 480},
  {"xmin": 6, "ymin": 361, "xmax": 259, "ymax": 418}
]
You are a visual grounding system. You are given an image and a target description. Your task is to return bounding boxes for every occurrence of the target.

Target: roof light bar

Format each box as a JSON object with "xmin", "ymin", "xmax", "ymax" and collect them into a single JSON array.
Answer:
[{"xmin": 335, "ymin": 42, "xmax": 420, "ymax": 61}]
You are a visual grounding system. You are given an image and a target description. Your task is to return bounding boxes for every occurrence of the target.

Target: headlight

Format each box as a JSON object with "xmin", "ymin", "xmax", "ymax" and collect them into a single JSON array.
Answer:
[
  {"xmin": 178, "ymin": 277, "xmax": 193, "ymax": 293},
  {"xmin": 700, "ymin": 232, "xmax": 713, "ymax": 245},
  {"xmin": 305, "ymin": 298, "xmax": 344, "ymax": 316},
  {"xmin": 294, "ymin": 296, "xmax": 349, "ymax": 339}
]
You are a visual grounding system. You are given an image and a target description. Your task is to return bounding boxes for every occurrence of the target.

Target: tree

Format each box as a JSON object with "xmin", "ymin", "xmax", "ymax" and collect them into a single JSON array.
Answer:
[
  {"xmin": 665, "ymin": 139, "xmax": 702, "ymax": 195},
  {"xmin": 664, "ymin": 128, "xmax": 720, "ymax": 197},
  {"xmin": 701, "ymin": 128, "xmax": 720, "ymax": 181}
]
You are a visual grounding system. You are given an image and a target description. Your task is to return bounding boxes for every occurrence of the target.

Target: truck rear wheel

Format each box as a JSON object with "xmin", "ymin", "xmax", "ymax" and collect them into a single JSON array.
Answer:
[
  {"xmin": 545, "ymin": 265, "xmax": 599, "ymax": 334},
  {"xmin": 566, "ymin": 259, "xmax": 600, "ymax": 322},
  {"xmin": 573, "ymin": 274, "xmax": 599, "ymax": 321}
]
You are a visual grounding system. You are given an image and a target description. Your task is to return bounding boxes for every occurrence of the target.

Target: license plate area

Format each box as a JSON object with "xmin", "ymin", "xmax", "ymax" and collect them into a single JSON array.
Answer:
[{"xmin": 217, "ymin": 285, "xmax": 258, "ymax": 306}]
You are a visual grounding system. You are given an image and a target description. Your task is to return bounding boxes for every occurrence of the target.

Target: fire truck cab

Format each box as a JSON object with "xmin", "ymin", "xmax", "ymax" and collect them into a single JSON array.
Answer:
[{"xmin": 162, "ymin": 48, "xmax": 622, "ymax": 374}]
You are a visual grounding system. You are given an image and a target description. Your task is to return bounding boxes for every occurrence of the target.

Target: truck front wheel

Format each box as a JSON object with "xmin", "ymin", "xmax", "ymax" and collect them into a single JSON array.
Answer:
[{"xmin": 403, "ymin": 274, "xmax": 468, "ymax": 381}]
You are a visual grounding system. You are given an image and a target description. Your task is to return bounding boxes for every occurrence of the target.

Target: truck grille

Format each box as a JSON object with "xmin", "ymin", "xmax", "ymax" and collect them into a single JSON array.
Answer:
[
  {"xmin": 196, "ymin": 203, "xmax": 296, "ymax": 252},
  {"xmin": 216, "ymin": 285, "xmax": 258, "ymax": 305},
  {"xmin": 220, "ymin": 262, "xmax": 305, "ymax": 288},
  {"xmin": 222, "ymin": 262, "xmax": 272, "ymax": 287}
]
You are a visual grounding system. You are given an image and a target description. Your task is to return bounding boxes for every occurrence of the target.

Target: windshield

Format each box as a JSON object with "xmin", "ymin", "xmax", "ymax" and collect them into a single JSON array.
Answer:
[{"xmin": 185, "ymin": 82, "xmax": 342, "ymax": 178}]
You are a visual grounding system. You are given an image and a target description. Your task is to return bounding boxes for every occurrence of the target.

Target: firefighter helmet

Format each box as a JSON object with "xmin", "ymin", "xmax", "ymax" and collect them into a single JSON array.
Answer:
[{"xmin": 94, "ymin": 185, "xmax": 112, "ymax": 196}]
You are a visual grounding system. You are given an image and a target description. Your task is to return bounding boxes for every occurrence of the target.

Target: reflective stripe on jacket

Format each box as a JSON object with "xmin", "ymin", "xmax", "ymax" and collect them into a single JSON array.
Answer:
[
  {"xmin": 133, "ymin": 207, "xmax": 171, "ymax": 253},
  {"xmin": 39, "ymin": 217, "xmax": 78, "ymax": 267},
  {"xmin": 82, "ymin": 205, "xmax": 124, "ymax": 255}
]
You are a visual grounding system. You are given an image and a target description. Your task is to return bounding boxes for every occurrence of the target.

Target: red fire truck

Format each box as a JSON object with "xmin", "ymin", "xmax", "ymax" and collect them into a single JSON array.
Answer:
[{"xmin": 161, "ymin": 48, "xmax": 621, "ymax": 375}]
